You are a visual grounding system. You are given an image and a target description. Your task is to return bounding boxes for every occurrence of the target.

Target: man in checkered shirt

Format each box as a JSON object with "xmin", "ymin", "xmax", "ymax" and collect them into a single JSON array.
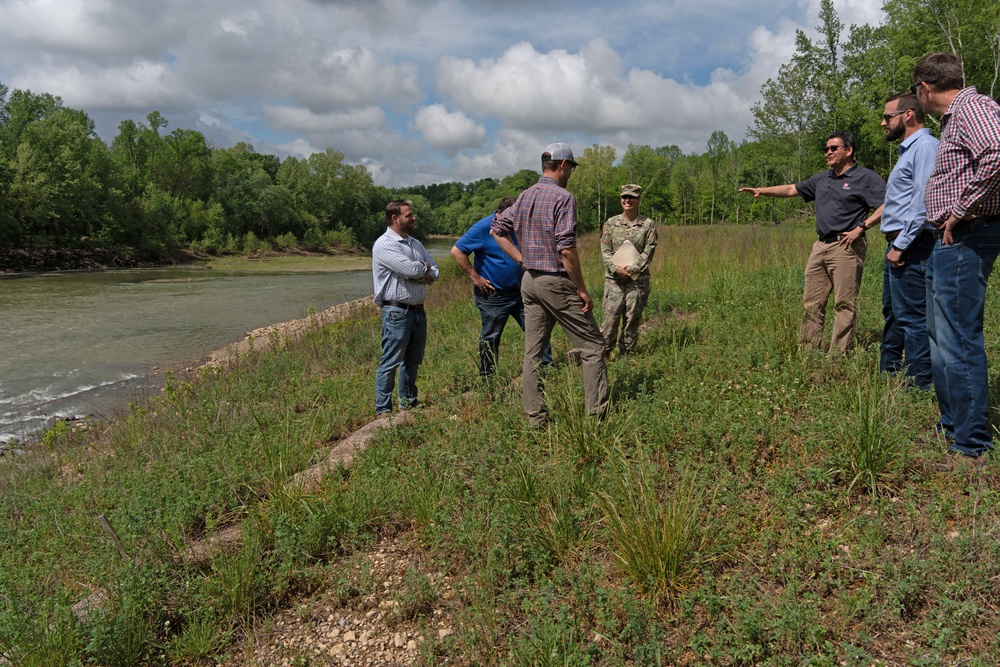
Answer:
[
  {"xmin": 491, "ymin": 142, "xmax": 609, "ymax": 428},
  {"xmin": 913, "ymin": 52, "xmax": 1000, "ymax": 460}
]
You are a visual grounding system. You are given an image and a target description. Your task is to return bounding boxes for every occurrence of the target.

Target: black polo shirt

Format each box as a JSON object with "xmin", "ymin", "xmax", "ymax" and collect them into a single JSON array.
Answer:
[{"xmin": 796, "ymin": 163, "xmax": 886, "ymax": 237}]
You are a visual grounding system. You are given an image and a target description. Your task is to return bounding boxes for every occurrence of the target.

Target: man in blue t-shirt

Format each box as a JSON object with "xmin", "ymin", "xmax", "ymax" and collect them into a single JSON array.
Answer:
[{"xmin": 451, "ymin": 197, "xmax": 551, "ymax": 376}]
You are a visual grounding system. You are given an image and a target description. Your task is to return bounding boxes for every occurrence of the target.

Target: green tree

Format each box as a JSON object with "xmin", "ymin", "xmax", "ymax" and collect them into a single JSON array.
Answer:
[
  {"xmin": 570, "ymin": 144, "xmax": 616, "ymax": 232},
  {"xmin": 617, "ymin": 144, "xmax": 674, "ymax": 221}
]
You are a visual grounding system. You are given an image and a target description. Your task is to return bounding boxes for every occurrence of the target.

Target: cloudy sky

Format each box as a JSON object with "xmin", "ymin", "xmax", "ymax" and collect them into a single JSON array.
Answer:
[{"xmin": 0, "ymin": 0, "xmax": 885, "ymax": 186}]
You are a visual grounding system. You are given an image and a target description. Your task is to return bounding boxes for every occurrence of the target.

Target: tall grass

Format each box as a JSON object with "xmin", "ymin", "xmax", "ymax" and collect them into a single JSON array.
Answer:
[
  {"xmin": 595, "ymin": 460, "xmax": 716, "ymax": 602},
  {"xmin": 833, "ymin": 369, "xmax": 908, "ymax": 497}
]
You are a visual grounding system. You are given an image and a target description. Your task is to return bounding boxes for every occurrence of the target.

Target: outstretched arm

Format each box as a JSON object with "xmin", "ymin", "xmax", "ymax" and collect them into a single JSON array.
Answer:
[{"xmin": 738, "ymin": 184, "xmax": 799, "ymax": 198}]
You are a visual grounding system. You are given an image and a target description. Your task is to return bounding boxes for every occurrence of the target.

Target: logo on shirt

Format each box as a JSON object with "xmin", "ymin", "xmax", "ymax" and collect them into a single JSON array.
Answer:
[{"xmin": 842, "ymin": 182, "xmax": 851, "ymax": 190}]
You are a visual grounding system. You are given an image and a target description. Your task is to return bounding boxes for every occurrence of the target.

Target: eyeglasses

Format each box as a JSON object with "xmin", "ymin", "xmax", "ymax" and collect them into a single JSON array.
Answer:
[
  {"xmin": 910, "ymin": 80, "xmax": 934, "ymax": 95},
  {"xmin": 824, "ymin": 145, "xmax": 845, "ymax": 153},
  {"xmin": 621, "ymin": 195, "xmax": 638, "ymax": 200},
  {"xmin": 882, "ymin": 110, "xmax": 908, "ymax": 122}
]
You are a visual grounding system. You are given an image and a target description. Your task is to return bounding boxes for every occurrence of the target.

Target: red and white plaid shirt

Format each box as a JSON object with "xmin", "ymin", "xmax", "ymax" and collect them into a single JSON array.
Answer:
[{"xmin": 925, "ymin": 86, "xmax": 1000, "ymax": 226}]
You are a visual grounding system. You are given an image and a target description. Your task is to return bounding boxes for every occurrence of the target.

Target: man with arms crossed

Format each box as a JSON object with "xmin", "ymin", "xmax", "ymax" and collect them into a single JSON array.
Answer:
[
  {"xmin": 372, "ymin": 199, "xmax": 439, "ymax": 416},
  {"xmin": 912, "ymin": 52, "xmax": 1000, "ymax": 458},
  {"xmin": 491, "ymin": 142, "xmax": 609, "ymax": 427},
  {"xmin": 739, "ymin": 132, "xmax": 885, "ymax": 353},
  {"xmin": 848, "ymin": 92, "xmax": 937, "ymax": 389},
  {"xmin": 451, "ymin": 197, "xmax": 551, "ymax": 376},
  {"xmin": 601, "ymin": 183, "xmax": 658, "ymax": 358}
]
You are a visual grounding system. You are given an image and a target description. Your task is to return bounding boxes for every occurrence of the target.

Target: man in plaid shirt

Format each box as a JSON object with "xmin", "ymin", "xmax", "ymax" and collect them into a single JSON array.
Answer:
[
  {"xmin": 914, "ymin": 52, "xmax": 1000, "ymax": 460},
  {"xmin": 491, "ymin": 142, "xmax": 609, "ymax": 428}
]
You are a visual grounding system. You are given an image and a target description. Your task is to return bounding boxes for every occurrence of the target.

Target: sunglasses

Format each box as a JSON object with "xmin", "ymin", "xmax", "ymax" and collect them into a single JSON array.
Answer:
[
  {"xmin": 910, "ymin": 80, "xmax": 935, "ymax": 95},
  {"xmin": 824, "ymin": 145, "xmax": 845, "ymax": 153},
  {"xmin": 882, "ymin": 110, "xmax": 908, "ymax": 122},
  {"xmin": 621, "ymin": 195, "xmax": 639, "ymax": 200}
]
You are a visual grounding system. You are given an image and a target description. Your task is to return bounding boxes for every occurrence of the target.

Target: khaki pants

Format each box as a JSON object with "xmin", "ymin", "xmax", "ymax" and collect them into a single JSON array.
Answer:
[
  {"xmin": 522, "ymin": 271, "xmax": 609, "ymax": 425},
  {"xmin": 800, "ymin": 237, "xmax": 867, "ymax": 353}
]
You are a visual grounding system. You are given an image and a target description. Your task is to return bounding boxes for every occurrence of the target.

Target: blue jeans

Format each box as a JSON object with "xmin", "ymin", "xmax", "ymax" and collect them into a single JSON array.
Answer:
[
  {"xmin": 880, "ymin": 234, "xmax": 933, "ymax": 389},
  {"xmin": 375, "ymin": 305, "xmax": 426, "ymax": 414},
  {"xmin": 927, "ymin": 219, "xmax": 1000, "ymax": 456},
  {"xmin": 475, "ymin": 287, "xmax": 551, "ymax": 376}
]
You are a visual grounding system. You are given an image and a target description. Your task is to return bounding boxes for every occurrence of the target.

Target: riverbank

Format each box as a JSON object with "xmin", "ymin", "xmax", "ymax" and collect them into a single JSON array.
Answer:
[
  {"xmin": 0, "ymin": 245, "xmax": 375, "ymax": 275},
  {"xmin": 0, "ymin": 246, "xmax": 164, "ymax": 274},
  {"xmin": 0, "ymin": 250, "xmax": 407, "ymax": 448}
]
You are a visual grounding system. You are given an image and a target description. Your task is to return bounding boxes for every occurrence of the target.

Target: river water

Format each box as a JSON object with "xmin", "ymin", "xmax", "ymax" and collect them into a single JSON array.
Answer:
[{"xmin": 0, "ymin": 242, "xmax": 452, "ymax": 443}]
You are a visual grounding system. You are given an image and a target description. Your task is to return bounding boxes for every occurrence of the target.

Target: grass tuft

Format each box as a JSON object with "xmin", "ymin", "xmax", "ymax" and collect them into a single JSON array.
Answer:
[
  {"xmin": 832, "ymin": 370, "xmax": 908, "ymax": 497},
  {"xmin": 595, "ymin": 460, "xmax": 716, "ymax": 602}
]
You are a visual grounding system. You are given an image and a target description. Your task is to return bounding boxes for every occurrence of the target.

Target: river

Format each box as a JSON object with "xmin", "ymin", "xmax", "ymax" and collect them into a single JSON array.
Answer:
[{"xmin": 0, "ymin": 242, "xmax": 453, "ymax": 443}]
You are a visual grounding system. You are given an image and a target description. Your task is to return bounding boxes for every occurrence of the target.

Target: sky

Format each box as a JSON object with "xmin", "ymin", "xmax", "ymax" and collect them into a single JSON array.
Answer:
[{"xmin": 0, "ymin": 0, "xmax": 886, "ymax": 187}]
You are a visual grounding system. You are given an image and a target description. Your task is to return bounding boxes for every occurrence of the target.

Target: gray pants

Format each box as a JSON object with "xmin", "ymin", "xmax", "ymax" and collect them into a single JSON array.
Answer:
[{"xmin": 522, "ymin": 271, "xmax": 609, "ymax": 425}]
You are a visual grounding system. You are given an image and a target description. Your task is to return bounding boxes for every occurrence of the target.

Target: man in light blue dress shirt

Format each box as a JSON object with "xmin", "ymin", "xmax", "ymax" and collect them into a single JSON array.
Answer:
[
  {"xmin": 843, "ymin": 91, "xmax": 938, "ymax": 389},
  {"xmin": 372, "ymin": 199, "xmax": 439, "ymax": 415}
]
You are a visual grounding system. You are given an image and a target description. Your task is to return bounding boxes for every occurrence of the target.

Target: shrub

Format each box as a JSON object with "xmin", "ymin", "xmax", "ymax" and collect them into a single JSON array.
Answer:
[{"xmin": 274, "ymin": 232, "xmax": 299, "ymax": 250}]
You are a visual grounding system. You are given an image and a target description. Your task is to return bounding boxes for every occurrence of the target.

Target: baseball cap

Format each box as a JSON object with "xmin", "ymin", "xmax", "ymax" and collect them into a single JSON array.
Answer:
[
  {"xmin": 541, "ymin": 142, "xmax": 578, "ymax": 167},
  {"xmin": 621, "ymin": 184, "xmax": 642, "ymax": 197}
]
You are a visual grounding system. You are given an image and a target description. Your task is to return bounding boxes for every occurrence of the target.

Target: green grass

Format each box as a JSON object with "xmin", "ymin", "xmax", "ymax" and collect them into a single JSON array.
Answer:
[{"xmin": 3, "ymin": 221, "xmax": 1000, "ymax": 665}]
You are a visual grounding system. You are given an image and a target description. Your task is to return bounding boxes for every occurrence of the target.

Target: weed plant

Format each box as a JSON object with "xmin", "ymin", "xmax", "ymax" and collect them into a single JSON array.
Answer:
[
  {"xmin": 832, "ymin": 368, "xmax": 908, "ymax": 497},
  {"xmin": 3, "ymin": 222, "xmax": 1000, "ymax": 664}
]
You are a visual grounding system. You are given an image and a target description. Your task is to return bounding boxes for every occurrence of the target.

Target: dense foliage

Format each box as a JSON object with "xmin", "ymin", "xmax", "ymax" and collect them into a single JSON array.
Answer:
[{"xmin": 1, "ymin": 0, "xmax": 999, "ymax": 254}]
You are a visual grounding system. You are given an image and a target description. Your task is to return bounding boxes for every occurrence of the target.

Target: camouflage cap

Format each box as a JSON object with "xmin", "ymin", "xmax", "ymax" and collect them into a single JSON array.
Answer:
[{"xmin": 621, "ymin": 184, "xmax": 642, "ymax": 197}]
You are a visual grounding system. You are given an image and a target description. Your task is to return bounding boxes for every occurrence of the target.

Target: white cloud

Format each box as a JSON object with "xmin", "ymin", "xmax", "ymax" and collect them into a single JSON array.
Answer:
[
  {"xmin": 8, "ymin": 60, "xmax": 192, "ymax": 111},
  {"xmin": 0, "ymin": 0, "xmax": 889, "ymax": 185},
  {"xmin": 412, "ymin": 104, "xmax": 486, "ymax": 155},
  {"xmin": 215, "ymin": 11, "xmax": 262, "ymax": 38},
  {"xmin": 274, "ymin": 137, "xmax": 318, "ymax": 159},
  {"xmin": 263, "ymin": 105, "xmax": 387, "ymax": 133},
  {"xmin": 436, "ymin": 38, "xmax": 753, "ymax": 150}
]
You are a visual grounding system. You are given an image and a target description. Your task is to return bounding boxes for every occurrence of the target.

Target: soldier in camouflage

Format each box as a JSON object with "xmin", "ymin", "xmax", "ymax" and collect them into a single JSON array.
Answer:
[{"xmin": 600, "ymin": 184, "xmax": 658, "ymax": 357}]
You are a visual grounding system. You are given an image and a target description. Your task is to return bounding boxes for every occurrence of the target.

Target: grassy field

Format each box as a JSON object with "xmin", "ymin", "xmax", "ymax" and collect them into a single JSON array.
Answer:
[{"xmin": 3, "ymin": 222, "xmax": 1000, "ymax": 666}]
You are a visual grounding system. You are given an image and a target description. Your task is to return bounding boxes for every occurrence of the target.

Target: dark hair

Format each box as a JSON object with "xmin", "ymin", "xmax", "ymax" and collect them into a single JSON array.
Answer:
[
  {"xmin": 385, "ymin": 199, "xmax": 413, "ymax": 224},
  {"xmin": 541, "ymin": 160, "xmax": 562, "ymax": 173},
  {"xmin": 913, "ymin": 52, "xmax": 964, "ymax": 92},
  {"xmin": 885, "ymin": 91, "xmax": 925, "ymax": 123},
  {"xmin": 497, "ymin": 196, "xmax": 517, "ymax": 213},
  {"xmin": 827, "ymin": 131, "xmax": 856, "ymax": 155}
]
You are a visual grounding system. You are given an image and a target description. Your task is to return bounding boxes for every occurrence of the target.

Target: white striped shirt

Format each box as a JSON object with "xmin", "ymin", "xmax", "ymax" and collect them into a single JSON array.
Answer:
[{"xmin": 372, "ymin": 227, "xmax": 439, "ymax": 306}]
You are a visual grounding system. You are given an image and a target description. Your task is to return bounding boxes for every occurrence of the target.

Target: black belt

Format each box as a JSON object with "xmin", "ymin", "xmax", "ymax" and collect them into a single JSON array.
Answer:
[
  {"xmin": 933, "ymin": 215, "xmax": 1000, "ymax": 238},
  {"xmin": 382, "ymin": 301, "xmax": 424, "ymax": 312},
  {"xmin": 527, "ymin": 269, "xmax": 568, "ymax": 278},
  {"xmin": 884, "ymin": 230, "xmax": 900, "ymax": 242},
  {"xmin": 818, "ymin": 232, "xmax": 846, "ymax": 243}
]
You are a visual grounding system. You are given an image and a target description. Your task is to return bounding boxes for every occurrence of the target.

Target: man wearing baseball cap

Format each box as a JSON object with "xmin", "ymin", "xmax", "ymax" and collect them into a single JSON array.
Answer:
[{"xmin": 491, "ymin": 142, "xmax": 609, "ymax": 427}]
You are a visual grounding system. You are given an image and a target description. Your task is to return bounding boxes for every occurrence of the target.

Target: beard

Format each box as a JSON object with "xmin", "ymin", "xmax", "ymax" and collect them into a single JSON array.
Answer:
[{"xmin": 884, "ymin": 121, "xmax": 905, "ymax": 142}]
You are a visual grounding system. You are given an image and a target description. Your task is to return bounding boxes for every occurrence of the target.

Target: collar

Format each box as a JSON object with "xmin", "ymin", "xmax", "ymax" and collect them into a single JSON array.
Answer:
[
  {"xmin": 385, "ymin": 227, "xmax": 408, "ymax": 242},
  {"xmin": 899, "ymin": 127, "xmax": 931, "ymax": 154},
  {"xmin": 830, "ymin": 162, "xmax": 859, "ymax": 179},
  {"xmin": 943, "ymin": 86, "xmax": 979, "ymax": 121}
]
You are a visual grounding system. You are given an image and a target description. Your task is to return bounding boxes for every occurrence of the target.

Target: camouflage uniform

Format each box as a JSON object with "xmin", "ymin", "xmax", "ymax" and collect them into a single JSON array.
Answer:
[{"xmin": 600, "ymin": 213, "xmax": 657, "ymax": 355}]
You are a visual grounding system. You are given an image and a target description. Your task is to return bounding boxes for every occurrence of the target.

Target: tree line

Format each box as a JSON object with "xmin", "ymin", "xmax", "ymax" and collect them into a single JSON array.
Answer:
[{"xmin": 1, "ymin": 0, "xmax": 997, "ymax": 256}]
